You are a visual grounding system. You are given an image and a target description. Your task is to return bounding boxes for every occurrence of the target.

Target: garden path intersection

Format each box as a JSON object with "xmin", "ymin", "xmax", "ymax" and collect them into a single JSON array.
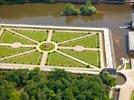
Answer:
[{"xmin": 0, "ymin": 24, "xmax": 114, "ymax": 74}]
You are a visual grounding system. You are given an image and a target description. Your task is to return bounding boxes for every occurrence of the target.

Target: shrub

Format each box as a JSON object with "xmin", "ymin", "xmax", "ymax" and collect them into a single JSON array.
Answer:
[
  {"xmin": 63, "ymin": 3, "xmax": 79, "ymax": 16},
  {"xmin": 100, "ymin": 72, "xmax": 117, "ymax": 87},
  {"xmin": 80, "ymin": 5, "xmax": 96, "ymax": 15},
  {"xmin": 62, "ymin": 0, "xmax": 96, "ymax": 16}
]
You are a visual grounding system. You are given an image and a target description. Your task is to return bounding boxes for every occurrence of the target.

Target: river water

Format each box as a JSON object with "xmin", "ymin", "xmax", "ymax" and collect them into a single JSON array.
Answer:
[{"xmin": 0, "ymin": 3, "xmax": 132, "ymax": 65}]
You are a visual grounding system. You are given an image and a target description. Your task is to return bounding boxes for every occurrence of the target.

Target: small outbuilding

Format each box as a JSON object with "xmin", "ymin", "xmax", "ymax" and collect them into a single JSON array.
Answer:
[
  {"xmin": 130, "ymin": 59, "xmax": 134, "ymax": 70},
  {"xmin": 128, "ymin": 32, "xmax": 134, "ymax": 53}
]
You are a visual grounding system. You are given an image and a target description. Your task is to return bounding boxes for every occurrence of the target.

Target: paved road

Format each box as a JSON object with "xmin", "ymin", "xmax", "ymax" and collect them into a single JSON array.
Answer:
[
  {"xmin": 0, "ymin": 63, "xmax": 101, "ymax": 74},
  {"xmin": 116, "ymin": 70, "xmax": 134, "ymax": 100}
]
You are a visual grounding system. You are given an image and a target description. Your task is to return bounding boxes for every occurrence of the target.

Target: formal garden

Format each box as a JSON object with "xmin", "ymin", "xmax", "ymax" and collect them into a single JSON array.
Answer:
[{"xmin": 0, "ymin": 27, "xmax": 104, "ymax": 69}]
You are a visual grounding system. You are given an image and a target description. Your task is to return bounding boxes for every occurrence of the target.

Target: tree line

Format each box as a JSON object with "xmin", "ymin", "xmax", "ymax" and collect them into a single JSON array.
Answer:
[
  {"xmin": 0, "ymin": 0, "xmax": 51, "ymax": 4},
  {"xmin": 0, "ymin": 0, "xmax": 126, "ymax": 5},
  {"xmin": 0, "ymin": 68, "xmax": 116, "ymax": 100}
]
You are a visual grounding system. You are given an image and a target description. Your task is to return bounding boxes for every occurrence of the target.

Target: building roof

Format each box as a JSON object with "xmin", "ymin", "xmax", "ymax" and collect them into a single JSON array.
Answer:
[
  {"xmin": 128, "ymin": 32, "xmax": 134, "ymax": 52},
  {"xmin": 131, "ymin": 59, "xmax": 134, "ymax": 70}
]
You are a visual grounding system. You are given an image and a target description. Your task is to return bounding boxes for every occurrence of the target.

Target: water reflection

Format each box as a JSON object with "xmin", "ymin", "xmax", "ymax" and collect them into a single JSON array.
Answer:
[
  {"xmin": 65, "ymin": 13, "xmax": 103, "ymax": 24},
  {"xmin": 0, "ymin": 3, "xmax": 132, "ymax": 65}
]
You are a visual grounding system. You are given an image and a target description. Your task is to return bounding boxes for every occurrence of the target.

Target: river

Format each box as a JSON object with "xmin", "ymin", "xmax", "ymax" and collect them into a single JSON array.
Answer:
[{"xmin": 0, "ymin": 3, "xmax": 132, "ymax": 66}]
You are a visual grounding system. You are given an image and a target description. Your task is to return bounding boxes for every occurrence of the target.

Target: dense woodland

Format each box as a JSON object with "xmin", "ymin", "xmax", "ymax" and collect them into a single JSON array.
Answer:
[{"xmin": 0, "ymin": 68, "xmax": 116, "ymax": 100}]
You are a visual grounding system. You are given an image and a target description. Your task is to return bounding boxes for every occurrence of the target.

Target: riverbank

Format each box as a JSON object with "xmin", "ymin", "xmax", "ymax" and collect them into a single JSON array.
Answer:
[
  {"xmin": 0, "ymin": 3, "xmax": 131, "ymax": 66},
  {"xmin": 0, "ymin": 0, "xmax": 126, "ymax": 5}
]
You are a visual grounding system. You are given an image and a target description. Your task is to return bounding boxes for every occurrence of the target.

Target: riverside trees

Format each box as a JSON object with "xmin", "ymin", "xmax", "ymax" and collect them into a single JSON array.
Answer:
[
  {"xmin": 0, "ymin": 0, "xmax": 50, "ymax": 4},
  {"xmin": 0, "ymin": 68, "xmax": 111, "ymax": 100},
  {"xmin": 62, "ymin": 3, "xmax": 79, "ymax": 16},
  {"xmin": 62, "ymin": 0, "xmax": 96, "ymax": 16}
]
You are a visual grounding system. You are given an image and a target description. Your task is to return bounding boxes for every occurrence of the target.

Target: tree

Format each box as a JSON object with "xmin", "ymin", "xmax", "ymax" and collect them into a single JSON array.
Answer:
[
  {"xmin": 86, "ymin": 0, "xmax": 92, "ymax": 7},
  {"xmin": 0, "ymin": 68, "xmax": 110, "ymax": 100},
  {"xmin": 63, "ymin": 3, "xmax": 79, "ymax": 16},
  {"xmin": 9, "ymin": 90, "xmax": 20, "ymax": 100},
  {"xmin": 48, "ymin": 69, "xmax": 71, "ymax": 81},
  {"xmin": 0, "ymin": 0, "xmax": 4, "ymax": 4},
  {"xmin": 5, "ymin": 69, "xmax": 29, "ymax": 86},
  {"xmin": 80, "ymin": 0, "xmax": 96, "ymax": 15},
  {"xmin": 0, "ymin": 80, "xmax": 16, "ymax": 100},
  {"xmin": 76, "ymin": 94, "xmax": 85, "ymax": 100},
  {"xmin": 28, "ymin": 67, "xmax": 45, "ymax": 82},
  {"xmin": 62, "ymin": 88, "xmax": 75, "ymax": 100},
  {"xmin": 37, "ymin": 92, "xmax": 47, "ymax": 100},
  {"xmin": 0, "ymin": 0, "xmax": 51, "ymax": 4},
  {"xmin": 20, "ymin": 92, "xmax": 29, "ymax": 100},
  {"xmin": 62, "ymin": 0, "xmax": 96, "ymax": 16},
  {"xmin": 100, "ymin": 72, "xmax": 117, "ymax": 87}
]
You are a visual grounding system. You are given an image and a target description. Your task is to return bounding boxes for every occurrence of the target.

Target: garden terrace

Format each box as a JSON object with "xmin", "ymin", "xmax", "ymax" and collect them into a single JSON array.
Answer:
[{"xmin": 0, "ymin": 25, "xmax": 112, "ymax": 74}]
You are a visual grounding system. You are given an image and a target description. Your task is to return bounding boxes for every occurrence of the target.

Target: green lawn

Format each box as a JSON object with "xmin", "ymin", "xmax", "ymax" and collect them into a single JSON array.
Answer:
[
  {"xmin": 1, "ymin": 51, "xmax": 42, "ymax": 65},
  {"xmin": 0, "ymin": 30, "xmax": 35, "ymax": 44},
  {"xmin": 0, "ymin": 28, "xmax": 102, "ymax": 68},
  {"xmin": 131, "ymin": 91, "xmax": 134, "ymax": 100},
  {"xmin": 126, "ymin": 63, "xmax": 131, "ymax": 69},
  {"xmin": 46, "ymin": 52, "xmax": 85, "ymax": 67},
  {"xmin": 13, "ymin": 29, "xmax": 48, "ymax": 42},
  {"xmin": 60, "ymin": 33, "xmax": 99, "ymax": 48},
  {"xmin": 59, "ymin": 49, "xmax": 100, "ymax": 67},
  {"xmin": 39, "ymin": 43, "xmax": 55, "ymax": 51},
  {"xmin": 0, "ymin": 46, "xmax": 34, "ymax": 58},
  {"xmin": 52, "ymin": 32, "xmax": 88, "ymax": 43}
]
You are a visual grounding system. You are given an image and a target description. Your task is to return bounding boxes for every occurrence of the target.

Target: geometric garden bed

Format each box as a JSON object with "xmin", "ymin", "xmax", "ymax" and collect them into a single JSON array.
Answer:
[{"xmin": 0, "ymin": 27, "xmax": 105, "ymax": 70}]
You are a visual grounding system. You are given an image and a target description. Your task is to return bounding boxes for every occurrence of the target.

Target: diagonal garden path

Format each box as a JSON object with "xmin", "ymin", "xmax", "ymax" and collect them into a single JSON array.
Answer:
[
  {"xmin": 57, "ymin": 33, "xmax": 96, "ymax": 45},
  {"xmin": 0, "ymin": 28, "xmax": 39, "ymax": 62},
  {"xmin": 6, "ymin": 28, "xmax": 39, "ymax": 44},
  {"xmin": 0, "ymin": 27, "xmax": 102, "ymax": 70},
  {"xmin": 0, "ymin": 49, "xmax": 36, "ymax": 61},
  {"xmin": 55, "ymin": 50, "xmax": 99, "ymax": 69}
]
